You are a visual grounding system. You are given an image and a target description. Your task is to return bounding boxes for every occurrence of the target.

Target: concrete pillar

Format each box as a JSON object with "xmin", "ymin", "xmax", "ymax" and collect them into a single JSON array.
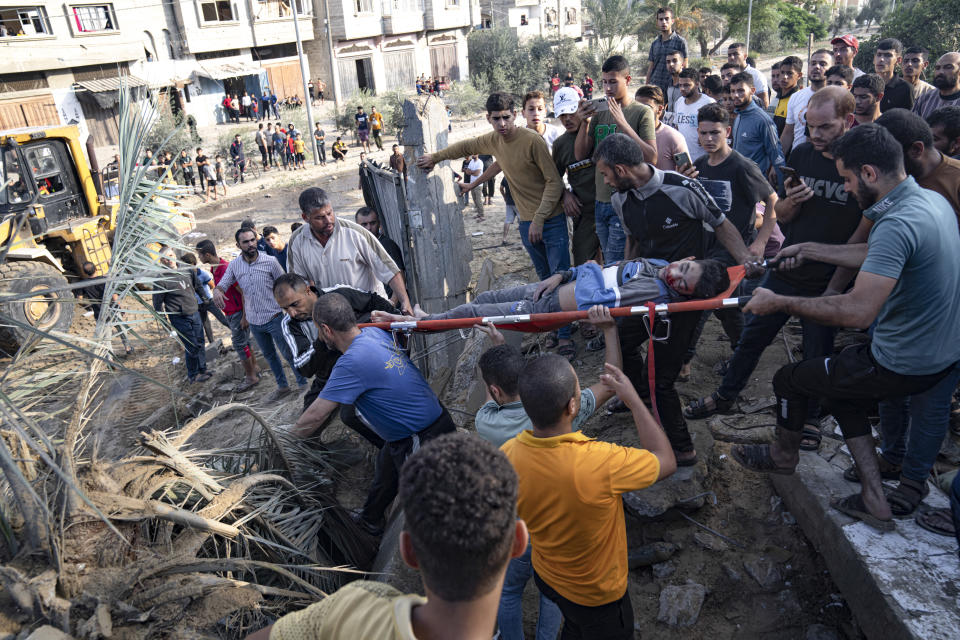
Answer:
[{"xmin": 399, "ymin": 95, "xmax": 472, "ymax": 388}]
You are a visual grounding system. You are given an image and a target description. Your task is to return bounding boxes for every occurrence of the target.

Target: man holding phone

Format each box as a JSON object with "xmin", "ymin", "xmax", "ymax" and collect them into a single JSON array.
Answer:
[{"xmin": 684, "ymin": 88, "xmax": 862, "ymax": 450}]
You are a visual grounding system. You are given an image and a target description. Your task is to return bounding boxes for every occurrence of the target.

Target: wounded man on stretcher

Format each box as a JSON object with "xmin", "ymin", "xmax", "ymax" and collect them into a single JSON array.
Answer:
[{"xmin": 370, "ymin": 257, "xmax": 731, "ymax": 324}]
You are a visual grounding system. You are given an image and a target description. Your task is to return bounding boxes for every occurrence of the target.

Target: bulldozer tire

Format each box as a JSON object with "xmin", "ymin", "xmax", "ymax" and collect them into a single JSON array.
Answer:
[{"xmin": 0, "ymin": 261, "xmax": 75, "ymax": 354}]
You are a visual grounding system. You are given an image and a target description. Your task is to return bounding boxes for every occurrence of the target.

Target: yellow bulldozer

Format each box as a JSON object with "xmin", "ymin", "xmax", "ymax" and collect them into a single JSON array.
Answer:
[{"xmin": 0, "ymin": 124, "xmax": 194, "ymax": 352}]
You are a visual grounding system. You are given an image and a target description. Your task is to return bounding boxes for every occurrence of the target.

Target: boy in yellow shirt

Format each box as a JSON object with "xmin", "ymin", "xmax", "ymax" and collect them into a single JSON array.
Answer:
[
  {"xmin": 293, "ymin": 133, "xmax": 306, "ymax": 170},
  {"xmin": 370, "ymin": 106, "xmax": 385, "ymax": 151}
]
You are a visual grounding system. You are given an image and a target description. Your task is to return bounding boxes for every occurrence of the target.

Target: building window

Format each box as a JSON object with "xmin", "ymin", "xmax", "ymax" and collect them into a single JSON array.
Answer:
[
  {"xmin": 70, "ymin": 4, "xmax": 117, "ymax": 33},
  {"xmin": 565, "ymin": 7, "xmax": 576, "ymax": 24},
  {"xmin": 381, "ymin": 0, "xmax": 419, "ymax": 15},
  {"xmin": 200, "ymin": 0, "xmax": 237, "ymax": 23},
  {"xmin": 353, "ymin": 0, "xmax": 373, "ymax": 13},
  {"xmin": 0, "ymin": 70, "xmax": 49, "ymax": 92},
  {"xmin": 253, "ymin": 0, "xmax": 310, "ymax": 18},
  {"xmin": 0, "ymin": 6, "xmax": 53, "ymax": 36},
  {"xmin": 445, "ymin": 0, "xmax": 458, "ymax": 6},
  {"xmin": 194, "ymin": 48, "xmax": 241, "ymax": 60}
]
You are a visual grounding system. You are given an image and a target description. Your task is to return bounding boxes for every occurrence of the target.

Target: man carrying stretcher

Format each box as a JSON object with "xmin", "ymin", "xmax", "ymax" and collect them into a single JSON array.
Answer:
[{"xmin": 371, "ymin": 257, "xmax": 731, "ymax": 324}]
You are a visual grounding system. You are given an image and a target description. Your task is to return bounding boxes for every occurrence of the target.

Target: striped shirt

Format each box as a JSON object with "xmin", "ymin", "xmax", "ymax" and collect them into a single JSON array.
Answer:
[
  {"xmin": 287, "ymin": 218, "xmax": 399, "ymax": 299},
  {"xmin": 216, "ymin": 251, "xmax": 284, "ymax": 326},
  {"xmin": 647, "ymin": 32, "xmax": 688, "ymax": 95}
]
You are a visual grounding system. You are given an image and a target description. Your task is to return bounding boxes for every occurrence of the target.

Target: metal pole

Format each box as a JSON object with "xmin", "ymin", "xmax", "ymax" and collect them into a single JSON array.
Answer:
[
  {"xmin": 321, "ymin": 0, "xmax": 341, "ymax": 113},
  {"xmin": 292, "ymin": 0, "xmax": 319, "ymax": 165},
  {"xmin": 745, "ymin": 0, "xmax": 754, "ymax": 55}
]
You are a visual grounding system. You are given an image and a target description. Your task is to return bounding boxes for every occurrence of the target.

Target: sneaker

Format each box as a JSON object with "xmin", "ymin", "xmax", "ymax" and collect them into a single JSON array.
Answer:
[{"xmin": 350, "ymin": 510, "xmax": 385, "ymax": 537}]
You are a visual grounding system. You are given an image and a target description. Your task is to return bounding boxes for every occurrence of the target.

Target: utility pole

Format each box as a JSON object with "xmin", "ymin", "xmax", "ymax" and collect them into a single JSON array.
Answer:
[
  {"xmin": 746, "ymin": 0, "xmax": 754, "ymax": 55},
  {"xmin": 292, "ymin": 0, "xmax": 319, "ymax": 165},
  {"xmin": 321, "ymin": 0, "xmax": 341, "ymax": 113}
]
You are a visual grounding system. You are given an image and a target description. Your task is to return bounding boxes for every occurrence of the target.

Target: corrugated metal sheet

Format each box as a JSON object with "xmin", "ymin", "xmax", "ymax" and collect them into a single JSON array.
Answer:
[{"xmin": 74, "ymin": 75, "xmax": 149, "ymax": 93}]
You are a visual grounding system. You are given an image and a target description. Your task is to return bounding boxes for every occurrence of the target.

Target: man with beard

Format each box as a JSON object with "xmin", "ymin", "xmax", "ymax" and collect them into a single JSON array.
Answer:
[
  {"xmin": 287, "ymin": 187, "xmax": 412, "ymax": 314},
  {"xmin": 831, "ymin": 34, "xmax": 864, "ymax": 79},
  {"xmin": 727, "ymin": 42, "xmax": 769, "ymax": 108},
  {"xmin": 674, "ymin": 69, "xmax": 714, "ymax": 162},
  {"xmin": 928, "ymin": 106, "xmax": 960, "ymax": 159},
  {"xmin": 684, "ymin": 88, "xmax": 862, "ymax": 454},
  {"xmin": 877, "ymin": 108, "xmax": 960, "ymax": 218},
  {"xmin": 782, "ymin": 49, "xmax": 834, "ymax": 156},
  {"xmin": 733, "ymin": 123, "xmax": 960, "ymax": 532},
  {"xmin": 593, "ymin": 132, "xmax": 761, "ymax": 467},
  {"xmin": 729, "ymin": 72, "xmax": 784, "ymax": 180},
  {"xmin": 852, "ymin": 74, "xmax": 885, "ymax": 126},
  {"xmin": 213, "ymin": 228, "xmax": 308, "ymax": 402},
  {"xmin": 913, "ymin": 52, "xmax": 960, "ymax": 120}
]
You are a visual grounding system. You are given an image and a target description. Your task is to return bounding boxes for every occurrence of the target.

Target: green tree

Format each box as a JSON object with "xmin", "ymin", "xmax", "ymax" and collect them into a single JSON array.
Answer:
[
  {"xmin": 778, "ymin": 1, "xmax": 827, "ymax": 45},
  {"xmin": 857, "ymin": 0, "xmax": 888, "ymax": 29},
  {"xmin": 583, "ymin": 0, "xmax": 646, "ymax": 60},
  {"xmin": 854, "ymin": 0, "xmax": 960, "ymax": 70},
  {"xmin": 830, "ymin": 7, "xmax": 857, "ymax": 36}
]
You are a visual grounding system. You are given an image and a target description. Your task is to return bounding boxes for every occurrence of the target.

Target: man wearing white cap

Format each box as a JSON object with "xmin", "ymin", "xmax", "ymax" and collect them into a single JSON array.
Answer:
[{"xmin": 552, "ymin": 87, "xmax": 600, "ymax": 267}]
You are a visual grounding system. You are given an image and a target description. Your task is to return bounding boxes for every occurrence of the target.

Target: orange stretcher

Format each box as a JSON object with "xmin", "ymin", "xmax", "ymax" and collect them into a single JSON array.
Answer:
[{"xmin": 360, "ymin": 266, "xmax": 749, "ymax": 334}]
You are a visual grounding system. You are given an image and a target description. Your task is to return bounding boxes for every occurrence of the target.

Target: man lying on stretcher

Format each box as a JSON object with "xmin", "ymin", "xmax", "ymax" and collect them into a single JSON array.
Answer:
[{"xmin": 370, "ymin": 257, "xmax": 731, "ymax": 323}]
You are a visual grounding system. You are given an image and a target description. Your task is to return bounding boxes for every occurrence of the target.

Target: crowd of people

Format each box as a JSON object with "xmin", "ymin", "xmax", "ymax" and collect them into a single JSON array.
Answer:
[{"xmin": 141, "ymin": 12, "xmax": 960, "ymax": 637}]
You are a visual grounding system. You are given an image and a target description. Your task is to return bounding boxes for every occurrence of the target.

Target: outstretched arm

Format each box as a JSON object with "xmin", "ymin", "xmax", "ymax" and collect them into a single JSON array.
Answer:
[{"xmin": 586, "ymin": 306, "xmax": 623, "ymax": 407}]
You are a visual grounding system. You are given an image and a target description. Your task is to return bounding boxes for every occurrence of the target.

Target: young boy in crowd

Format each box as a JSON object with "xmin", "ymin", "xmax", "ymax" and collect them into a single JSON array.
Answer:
[
  {"xmin": 635, "ymin": 84, "xmax": 689, "ymax": 171},
  {"xmin": 213, "ymin": 154, "xmax": 227, "ymax": 196},
  {"xmin": 294, "ymin": 133, "xmax": 306, "ymax": 170}
]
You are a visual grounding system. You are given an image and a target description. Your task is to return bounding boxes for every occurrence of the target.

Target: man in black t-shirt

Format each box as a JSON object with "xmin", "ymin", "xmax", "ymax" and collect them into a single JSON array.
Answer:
[
  {"xmin": 685, "ymin": 88, "xmax": 861, "ymax": 448},
  {"xmin": 355, "ymin": 206, "xmax": 406, "ymax": 305},
  {"xmin": 595, "ymin": 132, "xmax": 762, "ymax": 466},
  {"xmin": 874, "ymin": 38, "xmax": 914, "ymax": 113},
  {"xmin": 679, "ymin": 103, "xmax": 778, "ymax": 374}
]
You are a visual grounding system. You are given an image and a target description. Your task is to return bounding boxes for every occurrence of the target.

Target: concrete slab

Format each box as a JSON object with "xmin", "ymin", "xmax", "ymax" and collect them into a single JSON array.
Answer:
[{"xmin": 771, "ymin": 446, "xmax": 959, "ymax": 640}]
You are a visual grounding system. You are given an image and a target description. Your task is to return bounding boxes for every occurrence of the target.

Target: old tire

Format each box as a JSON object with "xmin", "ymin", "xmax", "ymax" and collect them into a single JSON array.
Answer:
[{"xmin": 0, "ymin": 261, "xmax": 75, "ymax": 354}]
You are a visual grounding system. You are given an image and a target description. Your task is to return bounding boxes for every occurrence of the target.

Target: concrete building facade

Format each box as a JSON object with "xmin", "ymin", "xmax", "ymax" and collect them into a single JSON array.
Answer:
[
  {"xmin": 478, "ymin": 0, "xmax": 581, "ymax": 41},
  {"xmin": 0, "ymin": 1, "xmax": 315, "ymax": 162},
  {"xmin": 304, "ymin": 0, "xmax": 476, "ymax": 105}
]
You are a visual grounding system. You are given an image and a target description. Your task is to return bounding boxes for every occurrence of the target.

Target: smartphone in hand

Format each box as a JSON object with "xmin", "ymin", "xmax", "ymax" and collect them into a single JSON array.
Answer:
[
  {"xmin": 673, "ymin": 151, "xmax": 691, "ymax": 168},
  {"xmin": 591, "ymin": 97, "xmax": 610, "ymax": 112},
  {"xmin": 781, "ymin": 166, "xmax": 801, "ymax": 185}
]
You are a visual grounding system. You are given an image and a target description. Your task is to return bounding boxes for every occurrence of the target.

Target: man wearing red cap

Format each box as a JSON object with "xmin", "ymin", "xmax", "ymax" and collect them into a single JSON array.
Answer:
[{"xmin": 832, "ymin": 35, "xmax": 865, "ymax": 80}]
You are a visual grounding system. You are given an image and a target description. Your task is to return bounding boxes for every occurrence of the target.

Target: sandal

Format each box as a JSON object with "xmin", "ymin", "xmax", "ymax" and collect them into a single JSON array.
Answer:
[
  {"xmin": 830, "ymin": 493, "xmax": 896, "ymax": 532},
  {"xmin": 580, "ymin": 323, "xmax": 599, "ymax": 340},
  {"xmin": 799, "ymin": 424, "xmax": 822, "ymax": 451},
  {"xmin": 683, "ymin": 391, "xmax": 734, "ymax": 420},
  {"xmin": 605, "ymin": 398, "xmax": 630, "ymax": 415},
  {"xmin": 557, "ymin": 343, "xmax": 577, "ymax": 362},
  {"xmin": 731, "ymin": 444, "xmax": 796, "ymax": 475},
  {"xmin": 586, "ymin": 335, "xmax": 606, "ymax": 351},
  {"xmin": 544, "ymin": 333, "xmax": 560, "ymax": 349},
  {"xmin": 842, "ymin": 460, "xmax": 901, "ymax": 483},
  {"xmin": 914, "ymin": 507, "xmax": 956, "ymax": 537},
  {"xmin": 883, "ymin": 477, "xmax": 929, "ymax": 517},
  {"xmin": 234, "ymin": 376, "xmax": 261, "ymax": 393},
  {"xmin": 675, "ymin": 450, "xmax": 698, "ymax": 467},
  {"xmin": 712, "ymin": 358, "xmax": 731, "ymax": 376}
]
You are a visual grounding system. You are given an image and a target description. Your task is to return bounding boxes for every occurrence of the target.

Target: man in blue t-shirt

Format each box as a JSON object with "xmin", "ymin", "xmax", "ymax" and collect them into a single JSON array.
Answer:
[
  {"xmin": 734, "ymin": 124, "xmax": 960, "ymax": 532},
  {"xmin": 291, "ymin": 293, "xmax": 455, "ymax": 536}
]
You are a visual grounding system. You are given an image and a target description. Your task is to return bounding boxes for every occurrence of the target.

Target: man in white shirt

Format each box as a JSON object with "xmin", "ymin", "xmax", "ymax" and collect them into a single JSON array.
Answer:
[
  {"xmin": 465, "ymin": 154, "xmax": 485, "ymax": 219},
  {"xmin": 674, "ymin": 69, "xmax": 714, "ymax": 161},
  {"xmin": 782, "ymin": 49, "xmax": 834, "ymax": 157},
  {"xmin": 728, "ymin": 42, "xmax": 768, "ymax": 107}
]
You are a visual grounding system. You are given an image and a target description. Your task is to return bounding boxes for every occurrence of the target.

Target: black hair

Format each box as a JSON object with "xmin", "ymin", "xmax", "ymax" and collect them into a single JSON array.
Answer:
[
  {"xmin": 485, "ymin": 92, "xmax": 516, "ymax": 113},
  {"xmin": 355, "ymin": 206, "xmax": 377, "ymax": 221},
  {"xmin": 593, "ymin": 132, "xmax": 646, "ymax": 168},
  {"xmin": 876, "ymin": 38, "xmax": 903, "ymax": 55},
  {"xmin": 699, "ymin": 67, "xmax": 712, "ymax": 75},
  {"xmin": 81, "ymin": 261, "xmax": 97, "ymax": 277},
  {"xmin": 399, "ymin": 433, "xmax": 517, "ymax": 601},
  {"xmin": 272, "ymin": 272, "xmax": 309, "ymax": 295},
  {"xmin": 312, "ymin": 292, "xmax": 357, "ymax": 331},
  {"xmin": 665, "ymin": 49, "xmax": 684, "ymax": 60},
  {"xmin": 635, "ymin": 84, "xmax": 665, "ymax": 106},
  {"xmin": 678, "ymin": 68, "xmax": 699, "ymax": 83},
  {"xmin": 720, "ymin": 61, "xmax": 743, "ymax": 73},
  {"xmin": 697, "ymin": 102, "xmax": 729, "ymax": 125},
  {"xmin": 771, "ymin": 62, "xmax": 781, "ymax": 70},
  {"xmin": 729, "ymin": 71, "xmax": 754, "ymax": 88},
  {"xmin": 702, "ymin": 75, "xmax": 723, "ymax": 95},
  {"xmin": 291, "ymin": 221, "xmax": 304, "ymax": 233},
  {"xmin": 876, "ymin": 108, "xmax": 935, "ymax": 150},
  {"xmin": 830, "ymin": 124, "xmax": 905, "ymax": 177},
  {"xmin": 181, "ymin": 253, "xmax": 198, "ymax": 265},
  {"xmin": 825, "ymin": 65, "xmax": 854, "ymax": 84},
  {"xmin": 729, "ymin": 42, "xmax": 746, "ymax": 52},
  {"xmin": 780, "ymin": 56, "xmax": 803, "ymax": 75},
  {"xmin": 298, "ymin": 186, "xmax": 331, "ymax": 213},
  {"xmin": 853, "ymin": 73, "xmax": 885, "ymax": 98},
  {"xmin": 235, "ymin": 227, "xmax": 256, "ymax": 243},
  {"xmin": 927, "ymin": 106, "xmax": 960, "ymax": 141},
  {"xmin": 478, "ymin": 344, "xmax": 524, "ymax": 396},
  {"xmin": 240, "ymin": 218, "xmax": 256, "ymax": 230},
  {"xmin": 195, "ymin": 239, "xmax": 217, "ymax": 257},
  {"xmin": 655, "ymin": 6, "xmax": 673, "ymax": 18},
  {"xmin": 692, "ymin": 260, "xmax": 730, "ymax": 298},
  {"xmin": 518, "ymin": 354, "xmax": 578, "ymax": 428},
  {"xmin": 904, "ymin": 46, "xmax": 929, "ymax": 60},
  {"xmin": 601, "ymin": 55, "xmax": 630, "ymax": 74},
  {"xmin": 262, "ymin": 225, "xmax": 279, "ymax": 237},
  {"xmin": 746, "ymin": 56, "xmax": 756, "ymax": 68}
]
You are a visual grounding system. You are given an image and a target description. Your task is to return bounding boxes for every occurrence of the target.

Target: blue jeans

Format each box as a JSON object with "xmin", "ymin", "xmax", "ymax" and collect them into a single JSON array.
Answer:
[
  {"xmin": 497, "ymin": 544, "xmax": 562, "ymax": 640},
  {"xmin": 718, "ymin": 272, "xmax": 834, "ymax": 415},
  {"xmin": 594, "ymin": 200, "xmax": 625, "ymax": 263},
  {"xmin": 518, "ymin": 215, "xmax": 571, "ymax": 340},
  {"xmin": 249, "ymin": 314, "xmax": 307, "ymax": 388},
  {"xmin": 878, "ymin": 362, "xmax": 960, "ymax": 483},
  {"xmin": 169, "ymin": 312, "xmax": 206, "ymax": 380}
]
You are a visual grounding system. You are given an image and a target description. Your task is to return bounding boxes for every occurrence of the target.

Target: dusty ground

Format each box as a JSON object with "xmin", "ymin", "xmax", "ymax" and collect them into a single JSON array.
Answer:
[{"xmin": 10, "ymin": 115, "xmax": 865, "ymax": 639}]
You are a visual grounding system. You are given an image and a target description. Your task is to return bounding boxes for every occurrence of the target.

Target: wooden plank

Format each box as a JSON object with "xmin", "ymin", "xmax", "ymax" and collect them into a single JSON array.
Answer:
[{"xmin": 0, "ymin": 102, "xmax": 28, "ymax": 129}]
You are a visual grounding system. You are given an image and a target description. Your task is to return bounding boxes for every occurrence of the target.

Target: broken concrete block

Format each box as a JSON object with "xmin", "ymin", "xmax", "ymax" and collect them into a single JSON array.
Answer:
[
  {"xmin": 24, "ymin": 627, "xmax": 73, "ymax": 640},
  {"xmin": 657, "ymin": 583, "xmax": 706, "ymax": 627},
  {"xmin": 743, "ymin": 555, "xmax": 782, "ymax": 590}
]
